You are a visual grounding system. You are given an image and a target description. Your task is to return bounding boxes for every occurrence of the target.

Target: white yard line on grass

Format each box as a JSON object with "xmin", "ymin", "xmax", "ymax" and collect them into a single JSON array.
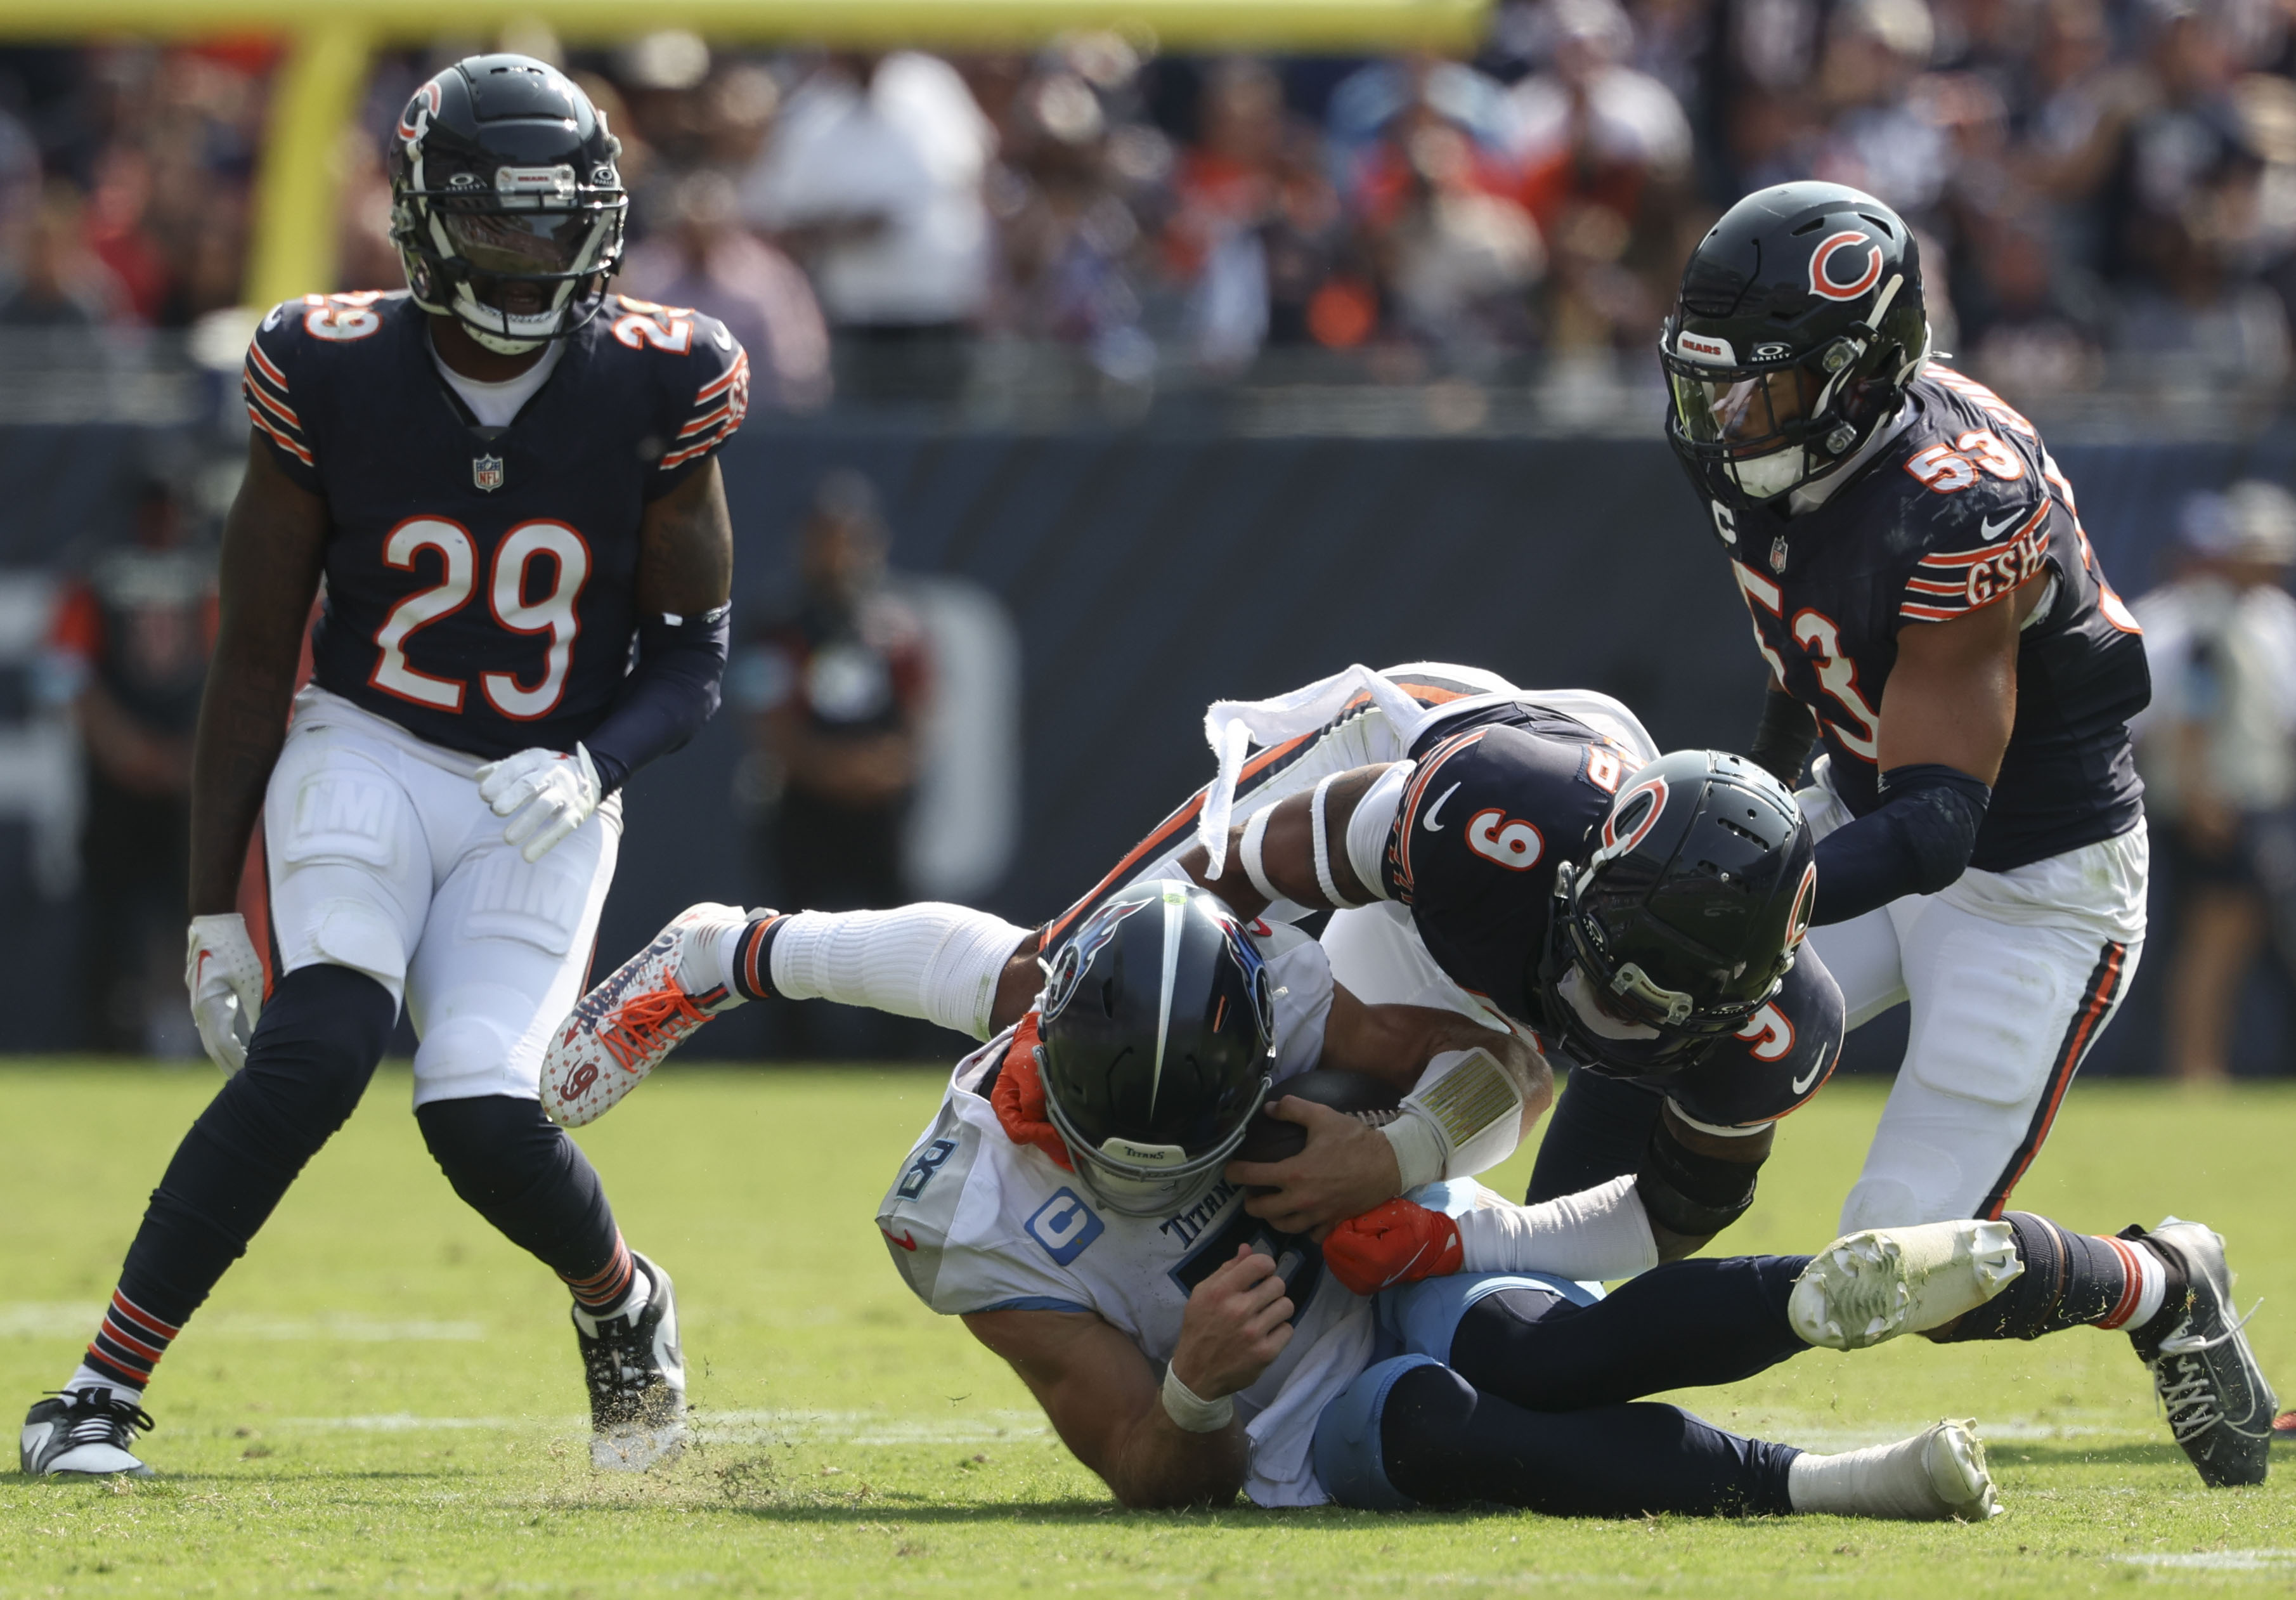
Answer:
[{"xmin": 2117, "ymin": 1551, "xmax": 2296, "ymax": 1571}]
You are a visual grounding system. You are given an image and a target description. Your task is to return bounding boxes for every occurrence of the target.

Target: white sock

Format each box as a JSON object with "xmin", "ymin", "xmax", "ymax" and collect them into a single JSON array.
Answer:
[
  {"xmin": 2120, "ymin": 1237, "xmax": 2169, "ymax": 1329},
  {"xmin": 63, "ymin": 1363, "xmax": 142, "ymax": 1406},
  {"xmin": 671, "ymin": 909, "xmax": 756, "ymax": 998},
  {"xmin": 1787, "ymin": 1422, "xmax": 1995, "ymax": 1520},
  {"xmin": 769, "ymin": 904, "xmax": 1032, "ymax": 1040},
  {"xmin": 571, "ymin": 1258, "xmax": 653, "ymax": 1337}
]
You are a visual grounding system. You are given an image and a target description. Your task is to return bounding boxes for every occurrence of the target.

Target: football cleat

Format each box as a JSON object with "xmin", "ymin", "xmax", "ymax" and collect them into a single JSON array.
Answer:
[
  {"xmin": 1323, "ymin": 1199, "xmax": 1463, "ymax": 1296},
  {"xmin": 20, "ymin": 1389, "xmax": 154, "ymax": 1478},
  {"xmin": 576, "ymin": 1253, "xmax": 687, "ymax": 1473},
  {"xmin": 1789, "ymin": 1219, "xmax": 2023, "ymax": 1351},
  {"xmin": 1796, "ymin": 1420, "xmax": 2001, "ymax": 1521},
  {"xmin": 542, "ymin": 903, "xmax": 756, "ymax": 1127},
  {"xmin": 2129, "ymin": 1218, "xmax": 2275, "ymax": 1488}
]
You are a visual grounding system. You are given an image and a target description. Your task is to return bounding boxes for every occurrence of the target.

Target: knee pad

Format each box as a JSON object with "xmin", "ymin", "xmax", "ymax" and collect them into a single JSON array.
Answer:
[
  {"xmin": 1637, "ymin": 1119, "xmax": 1761, "ymax": 1237},
  {"xmin": 412, "ymin": 1010, "xmax": 522, "ymax": 1103},
  {"xmin": 1312, "ymin": 1355, "xmax": 1442, "ymax": 1510}
]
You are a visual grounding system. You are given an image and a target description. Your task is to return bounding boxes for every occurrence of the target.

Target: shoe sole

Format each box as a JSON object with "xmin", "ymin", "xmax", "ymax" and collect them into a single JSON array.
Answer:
[
  {"xmin": 1925, "ymin": 1421, "xmax": 2001, "ymax": 1521},
  {"xmin": 1790, "ymin": 1220, "xmax": 2023, "ymax": 1351}
]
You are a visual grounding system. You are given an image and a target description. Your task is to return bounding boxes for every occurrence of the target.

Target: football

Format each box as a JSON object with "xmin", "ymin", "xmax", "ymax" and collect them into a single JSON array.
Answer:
[{"xmin": 1233, "ymin": 1068, "xmax": 1404, "ymax": 1166}]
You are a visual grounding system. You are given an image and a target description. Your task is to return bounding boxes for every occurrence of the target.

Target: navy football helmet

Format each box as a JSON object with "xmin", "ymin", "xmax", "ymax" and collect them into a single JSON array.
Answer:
[
  {"xmin": 1536, "ymin": 750, "xmax": 1815, "ymax": 1076},
  {"xmin": 1035, "ymin": 881, "xmax": 1275, "ymax": 1217},
  {"xmin": 389, "ymin": 54, "xmax": 627, "ymax": 354},
  {"xmin": 1661, "ymin": 182, "xmax": 1930, "ymax": 509}
]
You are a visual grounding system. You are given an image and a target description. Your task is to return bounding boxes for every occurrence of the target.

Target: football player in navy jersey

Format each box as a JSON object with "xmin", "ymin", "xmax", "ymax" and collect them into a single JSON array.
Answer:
[
  {"xmin": 1654, "ymin": 180, "xmax": 2151, "ymax": 1232},
  {"xmin": 1638, "ymin": 186, "xmax": 2267, "ymax": 1483},
  {"xmin": 20, "ymin": 56, "xmax": 747, "ymax": 1479},
  {"xmin": 542, "ymin": 665, "xmax": 1843, "ymax": 1272}
]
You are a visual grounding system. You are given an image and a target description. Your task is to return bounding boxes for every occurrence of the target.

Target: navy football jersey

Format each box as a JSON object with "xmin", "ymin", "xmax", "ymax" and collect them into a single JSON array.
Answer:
[
  {"xmin": 1705, "ymin": 367, "xmax": 2149, "ymax": 871},
  {"xmin": 242, "ymin": 290, "xmax": 749, "ymax": 760},
  {"xmin": 1385, "ymin": 702, "xmax": 1843, "ymax": 1127}
]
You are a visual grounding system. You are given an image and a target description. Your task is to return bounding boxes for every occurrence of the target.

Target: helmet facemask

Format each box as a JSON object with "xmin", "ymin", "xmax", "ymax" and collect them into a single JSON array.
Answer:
[
  {"xmin": 389, "ymin": 61, "xmax": 628, "ymax": 355},
  {"xmin": 1033, "ymin": 883, "xmax": 1277, "ymax": 1218},
  {"xmin": 1662, "ymin": 278, "xmax": 1928, "ymax": 505}
]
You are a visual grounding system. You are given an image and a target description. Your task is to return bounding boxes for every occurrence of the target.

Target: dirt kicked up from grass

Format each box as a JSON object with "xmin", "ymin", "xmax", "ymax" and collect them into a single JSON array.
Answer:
[{"xmin": 0, "ymin": 1061, "xmax": 2291, "ymax": 1598}]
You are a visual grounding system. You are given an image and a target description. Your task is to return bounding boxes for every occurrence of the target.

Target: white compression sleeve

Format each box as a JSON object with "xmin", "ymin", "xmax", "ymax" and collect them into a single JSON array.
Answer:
[
  {"xmin": 1342, "ymin": 761, "xmax": 1410, "ymax": 902},
  {"xmin": 1451, "ymin": 1175, "xmax": 1660, "ymax": 1281},
  {"xmin": 767, "ymin": 904, "xmax": 1032, "ymax": 1041}
]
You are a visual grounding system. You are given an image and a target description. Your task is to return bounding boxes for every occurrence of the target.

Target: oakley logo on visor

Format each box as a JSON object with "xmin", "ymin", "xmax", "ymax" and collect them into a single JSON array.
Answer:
[
  {"xmin": 1675, "ymin": 330, "xmax": 1736, "ymax": 365},
  {"xmin": 1809, "ymin": 231, "xmax": 1884, "ymax": 302}
]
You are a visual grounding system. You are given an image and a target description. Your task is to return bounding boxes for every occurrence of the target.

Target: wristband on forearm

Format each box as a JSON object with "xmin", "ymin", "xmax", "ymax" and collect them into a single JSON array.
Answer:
[{"xmin": 1160, "ymin": 1363, "xmax": 1235, "ymax": 1433}]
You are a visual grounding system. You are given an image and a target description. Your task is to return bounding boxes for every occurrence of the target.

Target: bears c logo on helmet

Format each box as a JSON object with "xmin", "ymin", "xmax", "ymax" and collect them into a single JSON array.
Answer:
[{"xmin": 1808, "ymin": 230, "xmax": 1884, "ymax": 301}]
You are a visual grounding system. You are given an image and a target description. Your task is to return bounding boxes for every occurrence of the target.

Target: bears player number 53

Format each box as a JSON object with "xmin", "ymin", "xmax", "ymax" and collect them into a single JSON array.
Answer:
[{"xmin": 22, "ymin": 55, "xmax": 744, "ymax": 1480}]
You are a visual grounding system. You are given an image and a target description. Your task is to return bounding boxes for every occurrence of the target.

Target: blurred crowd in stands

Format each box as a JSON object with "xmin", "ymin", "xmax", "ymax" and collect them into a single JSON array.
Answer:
[{"xmin": 7, "ymin": 0, "xmax": 2296, "ymax": 400}]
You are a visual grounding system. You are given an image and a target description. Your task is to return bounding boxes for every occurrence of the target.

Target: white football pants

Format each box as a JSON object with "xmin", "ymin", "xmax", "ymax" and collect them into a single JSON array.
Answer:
[
  {"xmin": 261, "ymin": 686, "xmax": 621, "ymax": 1107},
  {"xmin": 1802, "ymin": 760, "xmax": 2147, "ymax": 1232}
]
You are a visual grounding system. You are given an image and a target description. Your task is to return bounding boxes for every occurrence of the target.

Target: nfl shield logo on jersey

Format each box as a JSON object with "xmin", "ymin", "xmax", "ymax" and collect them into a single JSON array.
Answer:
[{"xmin": 472, "ymin": 453, "xmax": 505, "ymax": 492}]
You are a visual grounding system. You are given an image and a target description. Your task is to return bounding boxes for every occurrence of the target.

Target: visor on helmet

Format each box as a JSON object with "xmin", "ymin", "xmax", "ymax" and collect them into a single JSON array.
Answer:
[
  {"xmin": 438, "ymin": 205, "xmax": 600, "ymax": 278},
  {"xmin": 1667, "ymin": 365, "xmax": 1820, "ymax": 455}
]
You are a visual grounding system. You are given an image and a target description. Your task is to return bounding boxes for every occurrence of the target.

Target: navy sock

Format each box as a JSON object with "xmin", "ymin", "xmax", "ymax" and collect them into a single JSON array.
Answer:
[
  {"xmin": 1448, "ymin": 1254, "xmax": 1812, "ymax": 1411},
  {"xmin": 102, "ymin": 963, "xmax": 394, "ymax": 1377},
  {"xmin": 1380, "ymin": 1363, "xmax": 1799, "ymax": 1516},
  {"xmin": 1935, "ymin": 1212, "xmax": 2182, "ymax": 1341}
]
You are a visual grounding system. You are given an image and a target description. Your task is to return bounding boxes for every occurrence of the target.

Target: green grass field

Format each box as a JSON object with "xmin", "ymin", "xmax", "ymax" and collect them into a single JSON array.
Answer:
[{"xmin": 1, "ymin": 1062, "xmax": 2292, "ymax": 1597}]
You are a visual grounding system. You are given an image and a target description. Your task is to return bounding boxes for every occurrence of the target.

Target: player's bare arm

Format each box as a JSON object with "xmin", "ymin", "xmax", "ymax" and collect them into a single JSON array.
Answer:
[
  {"xmin": 1180, "ymin": 765, "xmax": 1390, "ymax": 916},
  {"xmin": 188, "ymin": 433, "xmax": 329, "ymax": 916},
  {"xmin": 1876, "ymin": 576, "xmax": 2045, "ymax": 782},
  {"xmin": 1228, "ymin": 990, "xmax": 1551, "ymax": 1234},
  {"xmin": 962, "ymin": 1243, "xmax": 1292, "ymax": 1509},
  {"xmin": 635, "ymin": 456, "xmax": 734, "ymax": 618}
]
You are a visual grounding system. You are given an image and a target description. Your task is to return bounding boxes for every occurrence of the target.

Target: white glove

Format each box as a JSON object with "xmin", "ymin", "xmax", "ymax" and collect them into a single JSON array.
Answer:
[
  {"xmin": 186, "ymin": 913, "xmax": 265, "ymax": 1076},
  {"xmin": 476, "ymin": 744, "xmax": 602, "ymax": 863}
]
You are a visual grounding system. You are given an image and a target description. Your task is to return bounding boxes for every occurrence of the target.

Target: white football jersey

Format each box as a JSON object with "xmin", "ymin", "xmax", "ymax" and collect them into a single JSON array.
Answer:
[{"xmin": 877, "ymin": 920, "xmax": 1373, "ymax": 1506}]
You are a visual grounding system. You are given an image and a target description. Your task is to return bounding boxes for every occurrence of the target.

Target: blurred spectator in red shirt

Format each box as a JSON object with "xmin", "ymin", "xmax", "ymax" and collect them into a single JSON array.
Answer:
[{"xmin": 38, "ymin": 472, "xmax": 216, "ymax": 1052}]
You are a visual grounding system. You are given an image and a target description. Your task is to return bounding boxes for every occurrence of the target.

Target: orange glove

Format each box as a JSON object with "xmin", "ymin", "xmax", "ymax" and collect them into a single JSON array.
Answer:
[{"xmin": 1323, "ymin": 1199, "xmax": 1464, "ymax": 1296}]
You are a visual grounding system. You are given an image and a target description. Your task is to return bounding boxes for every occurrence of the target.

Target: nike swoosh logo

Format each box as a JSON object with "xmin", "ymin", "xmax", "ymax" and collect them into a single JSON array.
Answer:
[
  {"xmin": 1422, "ymin": 782, "xmax": 1463, "ymax": 832},
  {"xmin": 881, "ymin": 1228, "xmax": 918, "ymax": 1252},
  {"xmin": 1791, "ymin": 1058, "xmax": 1827, "ymax": 1095},
  {"xmin": 1980, "ymin": 508, "xmax": 2030, "ymax": 541}
]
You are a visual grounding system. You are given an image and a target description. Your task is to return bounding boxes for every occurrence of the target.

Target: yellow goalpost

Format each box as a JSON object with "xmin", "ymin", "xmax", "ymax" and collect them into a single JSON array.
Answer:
[{"xmin": 0, "ymin": 0, "xmax": 1489, "ymax": 308}]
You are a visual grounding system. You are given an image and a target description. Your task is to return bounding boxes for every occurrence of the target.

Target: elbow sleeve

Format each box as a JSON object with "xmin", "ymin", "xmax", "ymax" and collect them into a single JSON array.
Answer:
[{"xmin": 1811, "ymin": 764, "xmax": 1989, "ymax": 925}]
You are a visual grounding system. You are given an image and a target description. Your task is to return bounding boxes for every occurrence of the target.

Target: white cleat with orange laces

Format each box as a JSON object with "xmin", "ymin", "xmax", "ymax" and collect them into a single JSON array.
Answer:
[{"xmin": 542, "ymin": 902, "xmax": 769, "ymax": 1126}]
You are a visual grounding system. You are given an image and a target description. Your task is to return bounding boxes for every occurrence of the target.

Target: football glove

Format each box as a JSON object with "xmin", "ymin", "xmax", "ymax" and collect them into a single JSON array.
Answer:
[
  {"xmin": 186, "ymin": 913, "xmax": 265, "ymax": 1076},
  {"xmin": 476, "ymin": 744, "xmax": 601, "ymax": 863},
  {"xmin": 1322, "ymin": 1198, "xmax": 1463, "ymax": 1297}
]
